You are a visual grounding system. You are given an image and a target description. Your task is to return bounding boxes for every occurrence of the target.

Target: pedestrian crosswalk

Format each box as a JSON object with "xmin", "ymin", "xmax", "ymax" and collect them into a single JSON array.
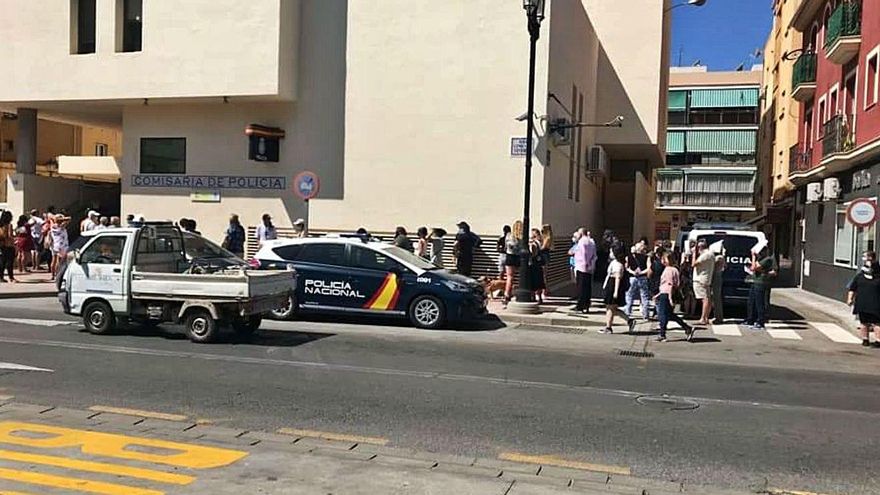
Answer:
[{"xmin": 662, "ymin": 320, "xmax": 863, "ymax": 345}]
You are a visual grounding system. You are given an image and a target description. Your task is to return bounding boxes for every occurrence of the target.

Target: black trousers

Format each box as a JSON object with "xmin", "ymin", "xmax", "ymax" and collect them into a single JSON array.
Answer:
[
  {"xmin": 457, "ymin": 256, "xmax": 473, "ymax": 277},
  {"xmin": 1, "ymin": 246, "xmax": 14, "ymax": 280},
  {"xmin": 576, "ymin": 270, "xmax": 592, "ymax": 310}
]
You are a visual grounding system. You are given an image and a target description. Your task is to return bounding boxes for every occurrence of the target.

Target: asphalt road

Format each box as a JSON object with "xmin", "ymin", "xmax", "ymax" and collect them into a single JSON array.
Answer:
[{"xmin": 0, "ymin": 298, "xmax": 878, "ymax": 494}]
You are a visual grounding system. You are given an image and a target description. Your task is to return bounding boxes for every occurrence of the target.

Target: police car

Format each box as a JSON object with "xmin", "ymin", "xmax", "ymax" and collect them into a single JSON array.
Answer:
[
  {"xmin": 687, "ymin": 227, "xmax": 769, "ymax": 307},
  {"xmin": 252, "ymin": 236, "xmax": 487, "ymax": 329}
]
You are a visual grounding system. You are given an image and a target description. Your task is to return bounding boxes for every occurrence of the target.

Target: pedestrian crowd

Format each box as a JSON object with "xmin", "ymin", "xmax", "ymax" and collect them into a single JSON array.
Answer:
[{"xmin": 0, "ymin": 206, "xmax": 80, "ymax": 282}]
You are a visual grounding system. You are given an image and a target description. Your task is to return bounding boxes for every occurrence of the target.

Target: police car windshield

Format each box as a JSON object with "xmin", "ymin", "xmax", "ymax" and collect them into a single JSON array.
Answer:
[{"xmin": 382, "ymin": 245, "xmax": 438, "ymax": 270}]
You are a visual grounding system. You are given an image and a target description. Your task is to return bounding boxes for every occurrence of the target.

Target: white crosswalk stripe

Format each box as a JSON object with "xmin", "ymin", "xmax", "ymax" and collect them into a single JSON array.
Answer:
[
  {"xmin": 766, "ymin": 329, "xmax": 803, "ymax": 340},
  {"xmin": 811, "ymin": 322, "xmax": 862, "ymax": 344},
  {"xmin": 711, "ymin": 324, "xmax": 742, "ymax": 336}
]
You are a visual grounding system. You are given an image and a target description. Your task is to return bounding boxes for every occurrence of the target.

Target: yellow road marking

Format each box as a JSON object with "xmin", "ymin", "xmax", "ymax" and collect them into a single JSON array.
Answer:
[
  {"xmin": 1, "ymin": 491, "xmax": 40, "ymax": 495},
  {"xmin": 0, "ymin": 467, "xmax": 162, "ymax": 495},
  {"xmin": 0, "ymin": 448, "xmax": 195, "ymax": 485},
  {"xmin": 88, "ymin": 405, "xmax": 189, "ymax": 422},
  {"xmin": 277, "ymin": 427, "xmax": 389, "ymax": 446},
  {"xmin": 0, "ymin": 421, "xmax": 248, "ymax": 469},
  {"xmin": 498, "ymin": 452, "xmax": 631, "ymax": 475},
  {"xmin": 769, "ymin": 489, "xmax": 837, "ymax": 495}
]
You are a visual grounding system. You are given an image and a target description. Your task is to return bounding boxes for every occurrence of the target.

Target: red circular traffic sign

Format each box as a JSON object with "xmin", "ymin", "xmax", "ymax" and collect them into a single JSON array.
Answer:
[
  {"xmin": 846, "ymin": 198, "xmax": 878, "ymax": 227},
  {"xmin": 293, "ymin": 171, "xmax": 320, "ymax": 201}
]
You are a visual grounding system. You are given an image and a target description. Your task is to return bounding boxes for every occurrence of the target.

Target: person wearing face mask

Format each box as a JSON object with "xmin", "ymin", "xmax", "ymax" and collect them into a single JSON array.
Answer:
[
  {"xmin": 743, "ymin": 246, "xmax": 777, "ymax": 330},
  {"xmin": 847, "ymin": 251, "xmax": 880, "ymax": 347}
]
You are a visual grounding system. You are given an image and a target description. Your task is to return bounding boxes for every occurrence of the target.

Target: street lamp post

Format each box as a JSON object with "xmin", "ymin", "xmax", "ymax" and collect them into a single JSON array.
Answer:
[{"xmin": 513, "ymin": 0, "xmax": 546, "ymax": 308}]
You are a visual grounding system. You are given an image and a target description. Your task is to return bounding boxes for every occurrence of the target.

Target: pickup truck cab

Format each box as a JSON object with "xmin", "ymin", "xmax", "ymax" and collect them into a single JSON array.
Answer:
[
  {"xmin": 687, "ymin": 228, "xmax": 769, "ymax": 307},
  {"xmin": 59, "ymin": 223, "xmax": 294, "ymax": 343}
]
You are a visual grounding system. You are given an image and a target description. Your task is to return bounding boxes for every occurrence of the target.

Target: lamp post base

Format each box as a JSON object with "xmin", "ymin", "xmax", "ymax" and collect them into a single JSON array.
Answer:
[{"xmin": 506, "ymin": 301, "xmax": 541, "ymax": 315}]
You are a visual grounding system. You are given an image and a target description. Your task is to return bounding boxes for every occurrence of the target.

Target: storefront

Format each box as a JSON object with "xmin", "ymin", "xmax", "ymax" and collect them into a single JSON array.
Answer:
[{"xmin": 797, "ymin": 161, "xmax": 880, "ymax": 300}]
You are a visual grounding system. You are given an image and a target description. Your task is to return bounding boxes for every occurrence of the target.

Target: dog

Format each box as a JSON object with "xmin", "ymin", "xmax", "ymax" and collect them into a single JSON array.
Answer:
[{"xmin": 478, "ymin": 276, "xmax": 507, "ymax": 300}]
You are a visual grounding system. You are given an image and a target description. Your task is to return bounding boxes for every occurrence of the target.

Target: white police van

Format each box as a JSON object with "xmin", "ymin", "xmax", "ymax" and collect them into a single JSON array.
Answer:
[{"xmin": 687, "ymin": 227, "xmax": 769, "ymax": 306}]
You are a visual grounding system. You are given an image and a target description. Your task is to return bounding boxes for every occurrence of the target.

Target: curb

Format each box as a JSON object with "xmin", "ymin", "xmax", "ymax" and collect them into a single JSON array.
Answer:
[{"xmin": 0, "ymin": 290, "xmax": 57, "ymax": 300}]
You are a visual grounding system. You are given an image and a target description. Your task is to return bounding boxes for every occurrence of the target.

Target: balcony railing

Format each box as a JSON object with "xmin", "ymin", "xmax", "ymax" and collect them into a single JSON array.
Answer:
[
  {"xmin": 822, "ymin": 114, "xmax": 855, "ymax": 157},
  {"xmin": 824, "ymin": 1, "xmax": 861, "ymax": 50},
  {"xmin": 792, "ymin": 52, "xmax": 817, "ymax": 88},
  {"xmin": 789, "ymin": 143, "xmax": 814, "ymax": 173}
]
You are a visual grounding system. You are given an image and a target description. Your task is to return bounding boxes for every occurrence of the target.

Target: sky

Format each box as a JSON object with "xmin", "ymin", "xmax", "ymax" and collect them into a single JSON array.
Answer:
[{"xmin": 670, "ymin": 0, "xmax": 774, "ymax": 71}]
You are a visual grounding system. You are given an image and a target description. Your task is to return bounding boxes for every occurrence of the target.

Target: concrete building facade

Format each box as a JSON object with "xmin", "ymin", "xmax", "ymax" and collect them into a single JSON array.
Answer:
[
  {"xmin": 0, "ymin": 0, "xmax": 670, "ymax": 271},
  {"xmin": 655, "ymin": 67, "xmax": 762, "ymax": 243}
]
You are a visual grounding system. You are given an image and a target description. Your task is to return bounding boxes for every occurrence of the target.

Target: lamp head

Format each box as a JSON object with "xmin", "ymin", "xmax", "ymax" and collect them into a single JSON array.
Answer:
[
  {"xmin": 688, "ymin": 0, "xmax": 707, "ymax": 5},
  {"xmin": 523, "ymin": 0, "xmax": 546, "ymax": 20}
]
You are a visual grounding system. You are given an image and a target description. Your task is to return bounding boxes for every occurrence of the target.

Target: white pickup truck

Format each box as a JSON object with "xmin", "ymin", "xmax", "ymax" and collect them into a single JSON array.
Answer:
[{"xmin": 58, "ymin": 223, "xmax": 294, "ymax": 343}]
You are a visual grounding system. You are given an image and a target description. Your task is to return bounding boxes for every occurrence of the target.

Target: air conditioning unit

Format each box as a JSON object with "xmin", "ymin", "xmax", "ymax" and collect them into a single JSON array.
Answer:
[
  {"xmin": 823, "ymin": 177, "xmax": 841, "ymax": 200},
  {"xmin": 588, "ymin": 145, "xmax": 608, "ymax": 176},
  {"xmin": 548, "ymin": 118, "xmax": 572, "ymax": 147},
  {"xmin": 806, "ymin": 182, "xmax": 823, "ymax": 203}
]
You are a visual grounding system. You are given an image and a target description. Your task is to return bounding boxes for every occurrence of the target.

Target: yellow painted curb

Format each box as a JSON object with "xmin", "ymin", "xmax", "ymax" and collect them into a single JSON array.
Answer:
[{"xmin": 498, "ymin": 452, "xmax": 631, "ymax": 476}]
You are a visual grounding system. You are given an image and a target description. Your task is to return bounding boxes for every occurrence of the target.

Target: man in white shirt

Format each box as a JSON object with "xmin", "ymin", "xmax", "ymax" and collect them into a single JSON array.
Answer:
[
  {"xmin": 692, "ymin": 240, "xmax": 716, "ymax": 326},
  {"xmin": 83, "ymin": 211, "xmax": 100, "ymax": 232},
  {"xmin": 256, "ymin": 213, "xmax": 277, "ymax": 248}
]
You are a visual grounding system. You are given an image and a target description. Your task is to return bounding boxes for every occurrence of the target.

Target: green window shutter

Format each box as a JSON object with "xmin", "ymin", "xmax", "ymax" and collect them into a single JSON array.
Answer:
[
  {"xmin": 686, "ymin": 130, "xmax": 756, "ymax": 153},
  {"xmin": 690, "ymin": 88, "xmax": 759, "ymax": 108},
  {"xmin": 666, "ymin": 131, "xmax": 685, "ymax": 153},
  {"xmin": 668, "ymin": 90, "xmax": 687, "ymax": 110}
]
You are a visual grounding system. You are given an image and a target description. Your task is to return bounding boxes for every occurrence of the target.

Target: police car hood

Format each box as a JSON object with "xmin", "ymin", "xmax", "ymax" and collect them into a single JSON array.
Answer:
[{"xmin": 433, "ymin": 270, "xmax": 480, "ymax": 287}]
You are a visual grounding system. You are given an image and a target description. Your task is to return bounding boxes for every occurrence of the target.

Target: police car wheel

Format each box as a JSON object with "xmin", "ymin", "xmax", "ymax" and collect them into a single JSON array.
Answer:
[
  {"xmin": 83, "ymin": 300, "xmax": 115, "ymax": 335},
  {"xmin": 409, "ymin": 295, "xmax": 446, "ymax": 329},
  {"xmin": 184, "ymin": 309, "xmax": 219, "ymax": 343},
  {"xmin": 270, "ymin": 295, "xmax": 297, "ymax": 321}
]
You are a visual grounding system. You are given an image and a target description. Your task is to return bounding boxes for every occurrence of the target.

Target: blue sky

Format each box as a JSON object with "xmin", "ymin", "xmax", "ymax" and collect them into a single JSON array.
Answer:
[{"xmin": 670, "ymin": 0, "xmax": 773, "ymax": 70}]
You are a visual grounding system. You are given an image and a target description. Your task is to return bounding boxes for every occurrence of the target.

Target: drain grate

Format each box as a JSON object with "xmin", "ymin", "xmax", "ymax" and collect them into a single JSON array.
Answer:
[{"xmin": 617, "ymin": 349, "xmax": 654, "ymax": 358}]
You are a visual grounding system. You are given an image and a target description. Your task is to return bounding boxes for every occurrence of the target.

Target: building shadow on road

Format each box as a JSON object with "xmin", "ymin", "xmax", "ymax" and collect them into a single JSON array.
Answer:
[
  {"xmin": 76, "ymin": 326, "xmax": 334, "ymax": 347},
  {"xmin": 273, "ymin": 313, "xmax": 507, "ymax": 332}
]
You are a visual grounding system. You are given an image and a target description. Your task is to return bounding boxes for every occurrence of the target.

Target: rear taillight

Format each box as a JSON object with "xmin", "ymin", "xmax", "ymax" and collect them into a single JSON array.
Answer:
[{"xmin": 248, "ymin": 258, "xmax": 261, "ymax": 269}]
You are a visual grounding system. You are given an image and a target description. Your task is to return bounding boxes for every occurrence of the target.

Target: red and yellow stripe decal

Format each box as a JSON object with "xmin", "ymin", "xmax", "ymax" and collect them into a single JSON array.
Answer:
[{"xmin": 363, "ymin": 273, "xmax": 400, "ymax": 311}]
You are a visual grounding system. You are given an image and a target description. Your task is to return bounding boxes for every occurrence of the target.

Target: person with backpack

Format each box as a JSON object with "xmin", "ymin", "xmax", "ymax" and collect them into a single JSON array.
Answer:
[{"xmin": 453, "ymin": 221, "xmax": 481, "ymax": 277}]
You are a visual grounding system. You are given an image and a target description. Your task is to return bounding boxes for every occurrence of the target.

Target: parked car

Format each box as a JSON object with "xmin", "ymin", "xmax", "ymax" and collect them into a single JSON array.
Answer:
[{"xmin": 252, "ymin": 236, "xmax": 487, "ymax": 329}]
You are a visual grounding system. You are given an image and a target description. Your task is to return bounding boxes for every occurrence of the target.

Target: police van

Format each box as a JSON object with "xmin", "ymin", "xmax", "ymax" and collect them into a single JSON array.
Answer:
[
  {"xmin": 252, "ymin": 236, "xmax": 488, "ymax": 329},
  {"xmin": 687, "ymin": 227, "xmax": 769, "ymax": 306}
]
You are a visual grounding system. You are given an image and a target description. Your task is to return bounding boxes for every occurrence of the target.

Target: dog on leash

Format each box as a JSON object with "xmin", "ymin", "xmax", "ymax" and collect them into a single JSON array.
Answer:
[{"xmin": 478, "ymin": 276, "xmax": 507, "ymax": 300}]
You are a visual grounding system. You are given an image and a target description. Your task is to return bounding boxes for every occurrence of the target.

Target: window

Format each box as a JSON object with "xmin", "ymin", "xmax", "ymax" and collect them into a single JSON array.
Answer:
[
  {"xmin": 817, "ymin": 96, "xmax": 826, "ymax": 139},
  {"xmin": 349, "ymin": 246, "xmax": 405, "ymax": 272},
  {"xmin": 2, "ymin": 140, "xmax": 13, "ymax": 152},
  {"xmin": 71, "ymin": 0, "xmax": 96, "ymax": 54},
  {"xmin": 866, "ymin": 48, "xmax": 879, "ymax": 109},
  {"xmin": 296, "ymin": 243, "xmax": 346, "ymax": 267},
  {"xmin": 95, "ymin": 143, "xmax": 108, "ymax": 156},
  {"xmin": 273, "ymin": 244, "xmax": 305, "ymax": 262},
  {"xmin": 118, "ymin": 0, "xmax": 142, "ymax": 52},
  {"xmin": 82, "ymin": 236, "xmax": 127, "ymax": 265},
  {"xmin": 835, "ymin": 204, "xmax": 877, "ymax": 267},
  {"xmin": 829, "ymin": 84, "xmax": 839, "ymax": 117},
  {"xmin": 140, "ymin": 138, "xmax": 186, "ymax": 174}
]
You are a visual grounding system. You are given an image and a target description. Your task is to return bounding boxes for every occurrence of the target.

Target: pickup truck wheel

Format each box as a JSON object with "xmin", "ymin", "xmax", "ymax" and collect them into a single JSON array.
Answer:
[
  {"xmin": 269, "ymin": 295, "xmax": 297, "ymax": 321},
  {"xmin": 184, "ymin": 309, "xmax": 219, "ymax": 343},
  {"xmin": 83, "ymin": 301, "xmax": 116, "ymax": 335},
  {"xmin": 408, "ymin": 295, "xmax": 446, "ymax": 329},
  {"xmin": 232, "ymin": 315, "xmax": 262, "ymax": 335}
]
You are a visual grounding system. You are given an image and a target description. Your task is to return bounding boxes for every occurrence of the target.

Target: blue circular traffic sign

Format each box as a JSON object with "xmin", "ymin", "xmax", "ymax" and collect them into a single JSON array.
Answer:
[{"xmin": 293, "ymin": 171, "xmax": 320, "ymax": 200}]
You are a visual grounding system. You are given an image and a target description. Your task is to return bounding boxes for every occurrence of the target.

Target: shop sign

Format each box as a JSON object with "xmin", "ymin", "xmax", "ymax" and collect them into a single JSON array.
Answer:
[
  {"xmin": 293, "ymin": 171, "xmax": 320, "ymax": 200},
  {"xmin": 852, "ymin": 169, "xmax": 872, "ymax": 190},
  {"xmin": 846, "ymin": 198, "xmax": 878, "ymax": 227},
  {"xmin": 131, "ymin": 175, "xmax": 287, "ymax": 190},
  {"xmin": 191, "ymin": 191, "xmax": 221, "ymax": 203}
]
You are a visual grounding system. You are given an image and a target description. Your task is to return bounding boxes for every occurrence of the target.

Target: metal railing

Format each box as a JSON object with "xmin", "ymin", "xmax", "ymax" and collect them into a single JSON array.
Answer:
[
  {"xmin": 788, "ymin": 143, "xmax": 814, "ymax": 173},
  {"xmin": 822, "ymin": 114, "xmax": 854, "ymax": 157},
  {"xmin": 824, "ymin": 1, "xmax": 861, "ymax": 50},
  {"xmin": 791, "ymin": 52, "xmax": 817, "ymax": 88}
]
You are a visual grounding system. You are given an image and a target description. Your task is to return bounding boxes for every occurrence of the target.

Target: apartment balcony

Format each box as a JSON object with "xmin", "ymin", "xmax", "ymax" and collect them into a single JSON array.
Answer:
[
  {"xmin": 790, "ymin": 0, "xmax": 825, "ymax": 31},
  {"xmin": 824, "ymin": 1, "xmax": 861, "ymax": 65},
  {"xmin": 656, "ymin": 169, "xmax": 756, "ymax": 211},
  {"xmin": 791, "ymin": 53, "xmax": 817, "ymax": 102},
  {"xmin": 788, "ymin": 143, "xmax": 814, "ymax": 175},
  {"xmin": 822, "ymin": 114, "xmax": 855, "ymax": 157}
]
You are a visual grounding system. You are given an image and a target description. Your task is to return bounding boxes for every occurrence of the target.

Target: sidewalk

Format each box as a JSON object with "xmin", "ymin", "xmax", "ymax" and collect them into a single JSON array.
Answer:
[
  {"xmin": 772, "ymin": 287, "xmax": 856, "ymax": 329},
  {"xmin": 0, "ymin": 270, "xmax": 56, "ymax": 299},
  {"xmin": 0, "ymin": 399, "xmax": 755, "ymax": 495}
]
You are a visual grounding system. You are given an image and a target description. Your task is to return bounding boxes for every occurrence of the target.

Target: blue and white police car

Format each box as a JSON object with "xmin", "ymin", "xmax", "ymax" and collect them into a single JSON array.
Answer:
[{"xmin": 252, "ymin": 236, "xmax": 487, "ymax": 329}]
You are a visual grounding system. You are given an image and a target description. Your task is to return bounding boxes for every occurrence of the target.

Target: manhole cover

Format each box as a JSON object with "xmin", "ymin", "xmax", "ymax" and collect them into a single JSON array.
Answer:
[{"xmin": 635, "ymin": 394, "xmax": 700, "ymax": 411}]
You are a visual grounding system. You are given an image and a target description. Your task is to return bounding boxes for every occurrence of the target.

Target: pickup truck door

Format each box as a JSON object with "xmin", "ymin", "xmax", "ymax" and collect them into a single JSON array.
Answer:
[{"xmin": 68, "ymin": 233, "xmax": 131, "ymax": 315}]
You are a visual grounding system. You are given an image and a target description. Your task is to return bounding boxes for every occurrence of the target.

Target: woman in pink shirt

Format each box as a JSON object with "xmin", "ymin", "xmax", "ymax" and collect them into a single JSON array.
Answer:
[{"xmin": 656, "ymin": 252, "xmax": 694, "ymax": 342}]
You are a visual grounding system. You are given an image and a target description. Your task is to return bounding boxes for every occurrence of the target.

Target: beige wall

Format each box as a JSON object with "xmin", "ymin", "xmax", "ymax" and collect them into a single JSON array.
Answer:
[
  {"xmin": 582, "ymin": 0, "xmax": 670, "ymax": 157},
  {"xmin": 0, "ymin": 118, "xmax": 80, "ymax": 164},
  {"xmin": 310, "ymin": 0, "xmax": 551, "ymax": 236},
  {"xmin": 669, "ymin": 68, "xmax": 763, "ymax": 87},
  {"xmin": 0, "ymin": 0, "xmax": 295, "ymax": 103},
  {"xmin": 79, "ymin": 125, "xmax": 123, "ymax": 157}
]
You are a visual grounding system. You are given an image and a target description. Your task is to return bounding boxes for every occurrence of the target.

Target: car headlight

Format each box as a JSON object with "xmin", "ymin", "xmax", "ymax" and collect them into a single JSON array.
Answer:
[{"xmin": 441, "ymin": 280, "xmax": 471, "ymax": 292}]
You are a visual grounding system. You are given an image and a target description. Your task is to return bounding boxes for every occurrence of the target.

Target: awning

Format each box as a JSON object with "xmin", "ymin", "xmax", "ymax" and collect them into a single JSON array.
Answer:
[
  {"xmin": 690, "ymin": 88, "xmax": 759, "ymax": 108},
  {"xmin": 685, "ymin": 130, "xmax": 757, "ymax": 154},
  {"xmin": 668, "ymin": 90, "xmax": 687, "ymax": 110},
  {"xmin": 57, "ymin": 155, "xmax": 121, "ymax": 182},
  {"xmin": 667, "ymin": 131, "xmax": 685, "ymax": 153}
]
